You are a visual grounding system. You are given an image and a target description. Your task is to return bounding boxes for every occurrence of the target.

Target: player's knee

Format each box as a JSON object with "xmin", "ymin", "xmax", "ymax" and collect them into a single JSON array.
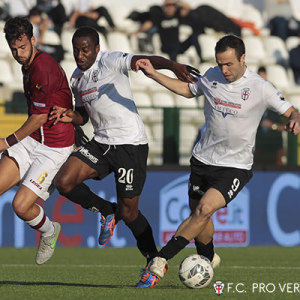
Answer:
[
  {"xmin": 54, "ymin": 174, "xmax": 73, "ymax": 194},
  {"xmin": 194, "ymin": 202, "xmax": 214, "ymax": 222},
  {"xmin": 118, "ymin": 201, "xmax": 138, "ymax": 223},
  {"xmin": 12, "ymin": 199, "xmax": 28, "ymax": 219}
]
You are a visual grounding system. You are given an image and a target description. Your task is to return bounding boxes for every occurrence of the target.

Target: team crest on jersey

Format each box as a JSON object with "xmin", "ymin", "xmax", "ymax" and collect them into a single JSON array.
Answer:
[
  {"xmin": 92, "ymin": 70, "xmax": 99, "ymax": 82},
  {"xmin": 241, "ymin": 88, "xmax": 251, "ymax": 100}
]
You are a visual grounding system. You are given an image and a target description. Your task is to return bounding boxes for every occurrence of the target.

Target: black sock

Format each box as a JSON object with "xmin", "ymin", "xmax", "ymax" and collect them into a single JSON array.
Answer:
[
  {"xmin": 194, "ymin": 239, "xmax": 214, "ymax": 261},
  {"xmin": 158, "ymin": 236, "xmax": 189, "ymax": 260},
  {"xmin": 61, "ymin": 183, "xmax": 116, "ymax": 217},
  {"xmin": 126, "ymin": 211, "xmax": 158, "ymax": 263}
]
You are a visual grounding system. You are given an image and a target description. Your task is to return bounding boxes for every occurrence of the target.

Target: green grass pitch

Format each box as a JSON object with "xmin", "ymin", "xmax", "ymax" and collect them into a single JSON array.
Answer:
[{"xmin": 0, "ymin": 246, "xmax": 299, "ymax": 299}]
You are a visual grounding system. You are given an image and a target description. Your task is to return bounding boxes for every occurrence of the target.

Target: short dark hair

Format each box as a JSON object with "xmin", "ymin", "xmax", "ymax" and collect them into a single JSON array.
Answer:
[
  {"xmin": 215, "ymin": 34, "xmax": 245, "ymax": 61},
  {"xmin": 257, "ymin": 66, "xmax": 266, "ymax": 73},
  {"xmin": 72, "ymin": 26, "xmax": 99, "ymax": 46},
  {"xmin": 29, "ymin": 6, "xmax": 42, "ymax": 17},
  {"xmin": 4, "ymin": 17, "xmax": 33, "ymax": 44}
]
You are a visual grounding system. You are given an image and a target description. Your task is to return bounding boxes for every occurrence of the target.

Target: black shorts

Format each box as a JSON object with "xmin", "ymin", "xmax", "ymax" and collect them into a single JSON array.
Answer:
[
  {"xmin": 188, "ymin": 156, "xmax": 253, "ymax": 204},
  {"xmin": 71, "ymin": 139, "xmax": 148, "ymax": 198}
]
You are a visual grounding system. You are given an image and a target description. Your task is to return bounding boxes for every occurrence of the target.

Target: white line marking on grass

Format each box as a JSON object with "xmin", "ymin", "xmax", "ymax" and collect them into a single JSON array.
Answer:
[{"xmin": 1, "ymin": 264, "xmax": 300, "ymax": 270}]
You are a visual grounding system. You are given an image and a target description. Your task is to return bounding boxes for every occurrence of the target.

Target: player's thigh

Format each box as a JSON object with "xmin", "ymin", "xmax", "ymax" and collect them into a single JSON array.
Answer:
[
  {"xmin": 195, "ymin": 188, "xmax": 226, "ymax": 216},
  {"xmin": 189, "ymin": 197, "xmax": 200, "ymax": 213},
  {"xmin": 0, "ymin": 138, "xmax": 34, "ymax": 194},
  {"xmin": 56, "ymin": 155, "xmax": 98, "ymax": 186},
  {"xmin": 22, "ymin": 144, "xmax": 72, "ymax": 200},
  {"xmin": 67, "ymin": 140, "xmax": 112, "ymax": 182},
  {"xmin": 0, "ymin": 155, "xmax": 21, "ymax": 194},
  {"xmin": 111, "ymin": 144, "xmax": 148, "ymax": 199}
]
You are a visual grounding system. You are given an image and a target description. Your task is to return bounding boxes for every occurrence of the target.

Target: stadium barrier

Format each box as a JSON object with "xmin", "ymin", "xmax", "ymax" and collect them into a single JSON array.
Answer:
[{"xmin": 0, "ymin": 169, "xmax": 299, "ymax": 248}]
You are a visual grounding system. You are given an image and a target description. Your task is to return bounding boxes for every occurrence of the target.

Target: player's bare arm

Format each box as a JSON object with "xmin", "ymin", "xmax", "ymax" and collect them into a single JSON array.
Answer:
[
  {"xmin": 136, "ymin": 59, "xmax": 194, "ymax": 98},
  {"xmin": 283, "ymin": 106, "xmax": 300, "ymax": 135},
  {"xmin": 131, "ymin": 55, "xmax": 200, "ymax": 83},
  {"xmin": 0, "ymin": 113, "xmax": 47, "ymax": 151}
]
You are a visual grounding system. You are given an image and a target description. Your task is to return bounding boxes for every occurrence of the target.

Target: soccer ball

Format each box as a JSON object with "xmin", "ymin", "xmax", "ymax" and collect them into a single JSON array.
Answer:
[{"xmin": 178, "ymin": 254, "xmax": 214, "ymax": 289}]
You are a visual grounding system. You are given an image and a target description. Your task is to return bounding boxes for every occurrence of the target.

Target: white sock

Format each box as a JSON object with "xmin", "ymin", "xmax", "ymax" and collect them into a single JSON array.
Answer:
[{"xmin": 26, "ymin": 204, "xmax": 55, "ymax": 237}]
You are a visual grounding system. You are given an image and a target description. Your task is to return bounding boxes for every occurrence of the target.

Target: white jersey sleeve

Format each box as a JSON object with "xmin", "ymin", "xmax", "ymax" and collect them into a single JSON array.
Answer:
[
  {"xmin": 101, "ymin": 51, "xmax": 134, "ymax": 74},
  {"xmin": 263, "ymin": 80, "xmax": 292, "ymax": 114}
]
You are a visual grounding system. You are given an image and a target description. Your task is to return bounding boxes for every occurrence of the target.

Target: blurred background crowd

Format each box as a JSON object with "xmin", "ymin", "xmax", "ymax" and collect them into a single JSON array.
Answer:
[{"xmin": 1, "ymin": 0, "xmax": 300, "ymax": 166}]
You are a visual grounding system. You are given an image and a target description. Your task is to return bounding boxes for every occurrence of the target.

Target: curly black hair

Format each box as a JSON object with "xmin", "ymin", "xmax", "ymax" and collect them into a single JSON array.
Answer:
[{"xmin": 4, "ymin": 17, "xmax": 33, "ymax": 44}]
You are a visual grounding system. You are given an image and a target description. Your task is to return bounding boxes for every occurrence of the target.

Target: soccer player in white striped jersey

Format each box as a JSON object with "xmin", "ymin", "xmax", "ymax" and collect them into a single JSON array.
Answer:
[
  {"xmin": 134, "ymin": 34, "xmax": 300, "ymax": 287},
  {"xmin": 49, "ymin": 26, "xmax": 199, "ymax": 287}
]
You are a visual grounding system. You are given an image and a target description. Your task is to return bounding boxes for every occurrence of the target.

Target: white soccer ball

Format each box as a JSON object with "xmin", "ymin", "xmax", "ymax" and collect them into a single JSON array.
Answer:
[{"xmin": 178, "ymin": 254, "xmax": 214, "ymax": 289}]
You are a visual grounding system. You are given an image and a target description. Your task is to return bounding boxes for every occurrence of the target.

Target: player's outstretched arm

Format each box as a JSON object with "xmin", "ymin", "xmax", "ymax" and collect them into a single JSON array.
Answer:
[
  {"xmin": 135, "ymin": 59, "xmax": 194, "ymax": 98},
  {"xmin": 131, "ymin": 55, "xmax": 200, "ymax": 83},
  {"xmin": 0, "ymin": 113, "xmax": 47, "ymax": 151}
]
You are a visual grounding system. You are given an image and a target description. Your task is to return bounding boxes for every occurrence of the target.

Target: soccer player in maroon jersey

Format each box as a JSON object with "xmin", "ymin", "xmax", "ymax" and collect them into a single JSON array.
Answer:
[{"xmin": 0, "ymin": 17, "xmax": 75, "ymax": 264}]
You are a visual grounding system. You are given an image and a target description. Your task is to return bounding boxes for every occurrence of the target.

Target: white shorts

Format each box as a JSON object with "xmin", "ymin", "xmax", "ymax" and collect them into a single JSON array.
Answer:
[{"xmin": 6, "ymin": 136, "xmax": 73, "ymax": 200}]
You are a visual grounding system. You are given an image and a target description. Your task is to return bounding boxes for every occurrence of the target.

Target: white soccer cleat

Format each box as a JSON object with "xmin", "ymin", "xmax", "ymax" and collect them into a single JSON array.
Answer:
[
  {"xmin": 36, "ymin": 222, "xmax": 61, "ymax": 265},
  {"xmin": 211, "ymin": 253, "xmax": 221, "ymax": 269},
  {"xmin": 148, "ymin": 257, "xmax": 168, "ymax": 278}
]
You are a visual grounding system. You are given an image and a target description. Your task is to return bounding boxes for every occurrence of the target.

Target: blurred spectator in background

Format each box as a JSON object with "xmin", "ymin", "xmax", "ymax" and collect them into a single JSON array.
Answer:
[
  {"xmin": 8, "ymin": 0, "xmax": 36, "ymax": 18},
  {"xmin": 129, "ymin": 0, "xmax": 243, "ymax": 62},
  {"xmin": 188, "ymin": 5, "xmax": 241, "ymax": 36},
  {"xmin": 255, "ymin": 66, "xmax": 286, "ymax": 165},
  {"xmin": 29, "ymin": 6, "xmax": 51, "ymax": 45},
  {"xmin": 131, "ymin": 0, "xmax": 202, "ymax": 62},
  {"xmin": 62, "ymin": 0, "xmax": 115, "ymax": 38},
  {"xmin": 28, "ymin": 6, "xmax": 64, "ymax": 62},
  {"xmin": 289, "ymin": 35, "xmax": 300, "ymax": 85},
  {"xmin": 37, "ymin": 0, "xmax": 67, "ymax": 36},
  {"xmin": 266, "ymin": 0, "xmax": 300, "ymax": 40},
  {"xmin": 69, "ymin": 6, "xmax": 116, "ymax": 38}
]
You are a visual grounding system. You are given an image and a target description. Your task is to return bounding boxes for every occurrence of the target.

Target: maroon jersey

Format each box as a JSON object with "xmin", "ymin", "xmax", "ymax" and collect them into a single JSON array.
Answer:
[{"xmin": 22, "ymin": 51, "xmax": 74, "ymax": 147}]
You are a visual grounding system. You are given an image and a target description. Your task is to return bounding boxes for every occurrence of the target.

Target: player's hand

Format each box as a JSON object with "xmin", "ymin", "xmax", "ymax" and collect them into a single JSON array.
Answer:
[
  {"xmin": 285, "ymin": 119, "xmax": 300, "ymax": 135},
  {"xmin": 173, "ymin": 62, "xmax": 200, "ymax": 83},
  {"xmin": 135, "ymin": 59, "xmax": 156, "ymax": 78},
  {"xmin": 285, "ymin": 109, "xmax": 300, "ymax": 135},
  {"xmin": 49, "ymin": 105, "xmax": 74, "ymax": 125}
]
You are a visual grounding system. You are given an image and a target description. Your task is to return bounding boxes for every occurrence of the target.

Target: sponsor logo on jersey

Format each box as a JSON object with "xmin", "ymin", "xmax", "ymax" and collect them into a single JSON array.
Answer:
[
  {"xmin": 30, "ymin": 179, "xmax": 42, "ymax": 190},
  {"xmin": 80, "ymin": 88, "xmax": 97, "ymax": 97},
  {"xmin": 213, "ymin": 98, "xmax": 241, "ymax": 118},
  {"xmin": 125, "ymin": 184, "xmax": 133, "ymax": 191},
  {"xmin": 241, "ymin": 88, "xmax": 251, "ymax": 100},
  {"xmin": 80, "ymin": 87, "xmax": 98, "ymax": 103},
  {"xmin": 78, "ymin": 147, "xmax": 99, "ymax": 164}
]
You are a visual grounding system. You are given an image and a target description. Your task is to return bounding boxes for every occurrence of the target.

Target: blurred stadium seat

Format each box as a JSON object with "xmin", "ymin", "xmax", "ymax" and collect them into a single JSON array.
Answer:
[
  {"xmin": 107, "ymin": 31, "xmax": 132, "ymax": 53},
  {"xmin": 198, "ymin": 34, "xmax": 218, "ymax": 62},
  {"xmin": 60, "ymin": 60, "xmax": 77, "ymax": 81},
  {"xmin": 151, "ymin": 91, "xmax": 176, "ymax": 107},
  {"xmin": 262, "ymin": 35, "xmax": 289, "ymax": 67}
]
